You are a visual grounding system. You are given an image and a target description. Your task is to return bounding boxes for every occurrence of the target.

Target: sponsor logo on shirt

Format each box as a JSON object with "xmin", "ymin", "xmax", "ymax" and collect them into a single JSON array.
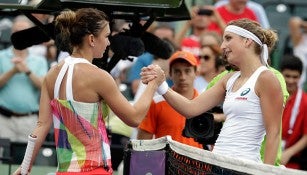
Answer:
[{"xmin": 235, "ymin": 88, "xmax": 250, "ymax": 100}]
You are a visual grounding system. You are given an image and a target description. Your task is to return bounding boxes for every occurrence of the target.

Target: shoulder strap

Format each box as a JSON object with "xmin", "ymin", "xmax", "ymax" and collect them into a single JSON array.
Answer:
[
  {"xmin": 226, "ymin": 71, "xmax": 240, "ymax": 92},
  {"xmin": 247, "ymin": 66, "xmax": 268, "ymax": 87},
  {"xmin": 54, "ymin": 58, "xmax": 69, "ymax": 99},
  {"xmin": 252, "ymin": 66, "xmax": 267, "ymax": 78},
  {"xmin": 54, "ymin": 57, "xmax": 91, "ymax": 100}
]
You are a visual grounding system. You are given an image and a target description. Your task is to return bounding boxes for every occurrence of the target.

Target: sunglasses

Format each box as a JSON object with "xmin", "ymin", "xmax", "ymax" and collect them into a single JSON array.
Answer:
[{"xmin": 199, "ymin": 55, "xmax": 212, "ymax": 61}]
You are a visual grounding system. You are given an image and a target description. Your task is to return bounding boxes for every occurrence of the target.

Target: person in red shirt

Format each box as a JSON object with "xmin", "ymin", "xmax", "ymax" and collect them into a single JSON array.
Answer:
[
  {"xmin": 280, "ymin": 55, "xmax": 307, "ymax": 170},
  {"xmin": 176, "ymin": 5, "xmax": 225, "ymax": 58},
  {"xmin": 209, "ymin": 0, "xmax": 258, "ymax": 34},
  {"xmin": 137, "ymin": 51, "xmax": 203, "ymax": 149}
]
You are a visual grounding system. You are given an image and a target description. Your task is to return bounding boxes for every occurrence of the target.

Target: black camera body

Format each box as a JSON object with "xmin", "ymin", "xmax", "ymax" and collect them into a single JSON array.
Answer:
[
  {"xmin": 197, "ymin": 9, "xmax": 213, "ymax": 16},
  {"xmin": 182, "ymin": 107, "xmax": 223, "ymax": 147},
  {"xmin": 182, "ymin": 112, "xmax": 214, "ymax": 142}
]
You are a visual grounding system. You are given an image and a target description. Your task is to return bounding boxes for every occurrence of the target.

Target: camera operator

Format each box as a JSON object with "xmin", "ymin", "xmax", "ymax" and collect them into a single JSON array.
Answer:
[{"xmin": 137, "ymin": 51, "xmax": 203, "ymax": 149}]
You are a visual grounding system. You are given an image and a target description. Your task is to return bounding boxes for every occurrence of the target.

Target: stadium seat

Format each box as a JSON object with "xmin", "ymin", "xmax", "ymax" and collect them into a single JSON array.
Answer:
[
  {"xmin": 0, "ymin": 0, "xmax": 19, "ymax": 3},
  {"xmin": 271, "ymin": 30, "xmax": 290, "ymax": 68},
  {"xmin": 264, "ymin": 3, "xmax": 292, "ymax": 67},
  {"xmin": 283, "ymin": 0, "xmax": 307, "ymax": 4},
  {"xmin": 0, "ymin": 138, "xmax": 12, "ymax": 175},
  {"xmin": 266, "ymin": 5, "xmax": 291, "ymax": 32},
  {"xmin": 294, "ymin": 6, "xmax": 307, "ymax": 20},
  {"xmin": 34, "ymin": 146, "xmax": 57, "ymax": 166},
  {"xmin": 0, "ymin": 27, "xmax": 12, "ymax": 49}
]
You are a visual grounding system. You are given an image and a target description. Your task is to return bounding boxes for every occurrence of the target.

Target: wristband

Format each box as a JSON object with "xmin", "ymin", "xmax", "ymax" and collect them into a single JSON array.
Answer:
[
  {"xmin": 157, "ymin": 81, "xmax": 169, "ymax": 95},
  {"xmin": 21, "ymin": 135, "xmax": 37, "ymax": 175}
]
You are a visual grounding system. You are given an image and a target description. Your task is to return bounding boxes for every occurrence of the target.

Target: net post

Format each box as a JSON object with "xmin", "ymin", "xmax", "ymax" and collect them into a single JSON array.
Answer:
[{"xmin": 123, "ymin": 141, "xmax": 132, "ymax": 175}]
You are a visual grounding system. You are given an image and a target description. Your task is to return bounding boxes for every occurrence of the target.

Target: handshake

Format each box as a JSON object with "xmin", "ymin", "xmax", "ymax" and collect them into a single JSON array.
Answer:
[{"xmin": 140, "ymin": 64, "xmax": 169, "ymax": 95}]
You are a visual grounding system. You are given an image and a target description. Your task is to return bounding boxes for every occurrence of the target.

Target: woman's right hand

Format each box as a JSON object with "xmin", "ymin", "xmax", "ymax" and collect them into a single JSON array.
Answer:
[{"xmin": 140, "ymin": 64, "xmax": 165, "ymax": 86}]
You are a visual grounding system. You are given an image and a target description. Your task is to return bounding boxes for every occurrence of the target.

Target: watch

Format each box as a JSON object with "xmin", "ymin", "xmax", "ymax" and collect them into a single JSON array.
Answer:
[{"xmin": 25, "ymin": 70, "xmax": 32, "ymax": 76}]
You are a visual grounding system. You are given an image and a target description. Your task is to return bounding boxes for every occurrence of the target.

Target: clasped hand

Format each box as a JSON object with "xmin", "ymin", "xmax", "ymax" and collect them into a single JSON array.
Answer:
[
  {"xmin": 140, "ymin": 64, "xmax": 165, "ymax": 86},
  {"xmin": 11, "ymin": 57, "xmax": 30, "ymax": 73}
]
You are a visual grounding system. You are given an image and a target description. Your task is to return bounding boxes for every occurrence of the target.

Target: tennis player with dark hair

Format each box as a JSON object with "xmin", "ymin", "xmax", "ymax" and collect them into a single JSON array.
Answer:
[
  {"xmin": 13, "ymin": 8, "xmax": 165, "ymax": 175},
  {"xmin": 141, "ymin": 18, "xmax": 283, "ymax": 165}
]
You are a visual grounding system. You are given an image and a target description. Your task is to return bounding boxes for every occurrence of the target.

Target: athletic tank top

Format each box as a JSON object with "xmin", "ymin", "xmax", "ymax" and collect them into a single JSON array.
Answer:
[
  {"xmin": 50, "ymin": 56, "xmax": 112, "ymax": 173},
  {"xmin": 213, "ymin": 66, "xmax": 268, "ymax": 163}
]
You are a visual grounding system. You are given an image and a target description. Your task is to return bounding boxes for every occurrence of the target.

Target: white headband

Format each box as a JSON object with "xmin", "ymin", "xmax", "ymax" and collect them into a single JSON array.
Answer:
[{"xmin": 225, "ymin": 25, "xmax": 268, "ymax": 66}]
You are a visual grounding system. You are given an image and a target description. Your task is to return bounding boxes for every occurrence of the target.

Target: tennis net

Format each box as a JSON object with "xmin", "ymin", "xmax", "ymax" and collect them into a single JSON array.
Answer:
[{"xmin": 123, "ymin": 136, "xmax": 307, "ymax": 175}]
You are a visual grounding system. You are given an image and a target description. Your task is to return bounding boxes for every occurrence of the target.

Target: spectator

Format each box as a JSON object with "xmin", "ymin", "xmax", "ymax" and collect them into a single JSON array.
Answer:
[
  {"xmin": 142, "ymin": 18, "xmax": 283, "ymax": 165},
  {"xmin": 288, "ymin": 16, "xmax": 307, "ymax": 91},
  {"xmin": 280, "ymin": 55, "xmax": 307, "ymax": 170},
  {"xmin": 0, "ymin": 15, "xmax": 48, "ymax": 142},
  {"xmin": 109, "ymin": 19, "xmax": 131, "ymax": 79},
  {"xmin": 208, "ymin": 0, "xmax": 258, "ymax": 34},
  {"xmin": 215, "ymin": 0, "xmax": 270, "ymax": 28},
  {"xmin": 28, "ymin": 0, "xmax": 56, "ymax": 60},
  {"xmin": 176, "ymin": 5, "xmax": 225, "ymax": 57},
  {"xmin": 199, "ymin": 31, "xmax": 223, "ymax": 47},
  {"xmin": 194, "ymin": 44, "xmax": 224, "ymax": 92},
  {"xmin": 133, "ymin": 53, "xmax": 174, "ymax": 102},
  {"xmin": 137, "ymin": 51, "xmax": 203, "ymax": 149},
  {"xmin": 127, "ymin": 24, "xmax": 176, "ymax": 96},
  {"xmin": 13, "ymin": 8, "xmax": 165, "ymax": 175}
]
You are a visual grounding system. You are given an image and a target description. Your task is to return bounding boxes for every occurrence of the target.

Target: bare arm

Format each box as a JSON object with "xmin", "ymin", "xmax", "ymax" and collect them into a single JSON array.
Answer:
[
  {"xmin": 289, "ymin": 17, "xmax": 304, "ymax": 46},
  {"xmin": 205, "ymin": 6, "xmax": 226, "ymax": 32},
  {"xmin": 257, "ymin": 70, "xmax": 283, "ymax": 165},
  {"xmin": 26, "ymin": 72, "xmax": 44, "ymax": 89},
  {"xmin": 174, "ymin": 6, "xmax": 198, "ymax": 45},
  {"xmin": 13, "ymin": 78, "xmax": 53, "ymax": 175},
  {"xmin": 0, "ymin": 67, "xmax": 18, "ymax": 87},
  {"xmin": 29, "ymin": 78, "xmax": 53, "ymax": 169},
  {"xmin": 213, "ymin": 113, "xmax": 226, "ymax": 122},
  {"xmin": 174, "ymin": 20, "xmax": 191, "ymax": 46},
  {"xmin": 161, "ymin": 74, "xmax": 227, "ymax": 119},
  {"xmin": 140, "ymin": 65, "xmax": 228, "ymax": 118},
  {"xmin": 98, "ymin": 65, "xmax": 165, "ymax": 127}
]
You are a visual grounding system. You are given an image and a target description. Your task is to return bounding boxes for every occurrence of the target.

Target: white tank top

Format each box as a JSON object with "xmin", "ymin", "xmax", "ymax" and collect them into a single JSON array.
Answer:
[{"xmin": 213, "ymin": 66, "xmax": 268, "ymax": 163}]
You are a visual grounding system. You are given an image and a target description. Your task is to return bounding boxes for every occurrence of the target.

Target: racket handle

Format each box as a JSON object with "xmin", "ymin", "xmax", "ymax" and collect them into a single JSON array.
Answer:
[{"xmin": 21, "ymin": 135, "xmax": 37, "ymax": 175}]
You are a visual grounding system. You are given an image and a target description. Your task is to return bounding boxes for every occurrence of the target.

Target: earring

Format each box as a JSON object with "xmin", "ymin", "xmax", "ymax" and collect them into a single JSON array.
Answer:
[{"xmin": 91, "ymin": 43, "xmax": 95, "ymax": 47}]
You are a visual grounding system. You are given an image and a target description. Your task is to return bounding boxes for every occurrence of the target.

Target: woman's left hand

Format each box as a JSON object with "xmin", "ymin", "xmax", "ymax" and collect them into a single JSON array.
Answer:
[{"xmin": 140, "ymin": 64, "xmax": 162, "ymax": 84}]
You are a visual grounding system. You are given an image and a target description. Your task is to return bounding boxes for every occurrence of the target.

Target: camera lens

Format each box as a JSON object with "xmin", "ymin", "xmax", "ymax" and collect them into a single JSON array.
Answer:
[
  {"xmin": 188, "ymin": 116, "xmax": 212, "ymax": 137},
  {"xmin": 182, "ymin": 111, "xmax": 223, "ymax": 145}
]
